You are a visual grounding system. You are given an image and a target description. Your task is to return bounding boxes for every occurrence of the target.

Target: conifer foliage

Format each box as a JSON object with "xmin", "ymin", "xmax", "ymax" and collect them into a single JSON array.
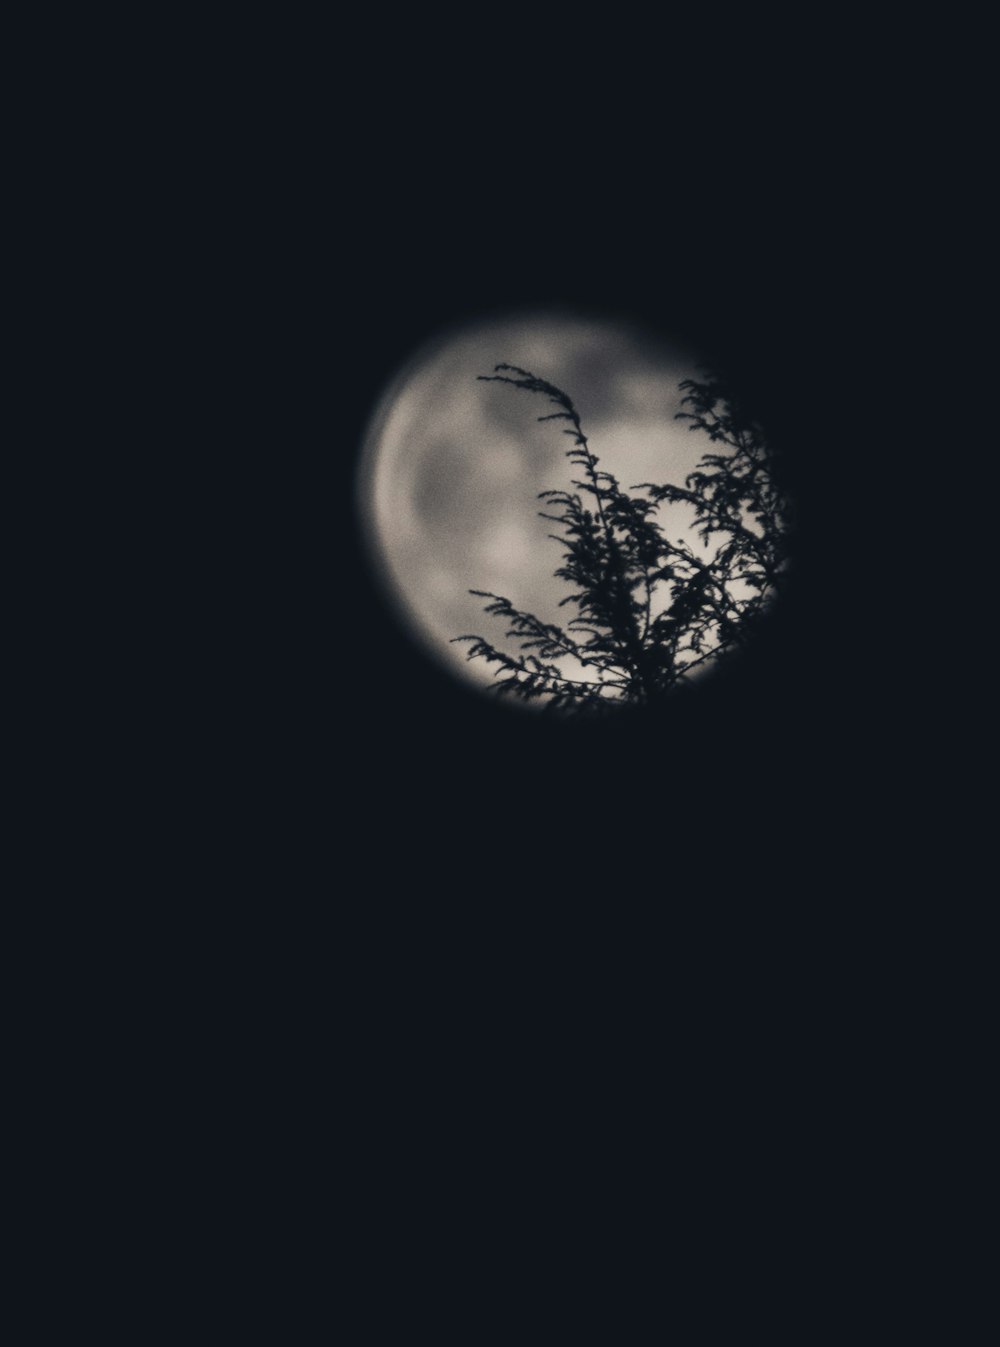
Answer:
[{"xmin": 451, "ymin": 364, "xmax": 791, "ymax": 711}]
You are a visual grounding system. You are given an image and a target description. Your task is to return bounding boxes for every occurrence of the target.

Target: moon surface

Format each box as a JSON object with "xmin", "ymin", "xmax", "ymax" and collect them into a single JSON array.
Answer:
[{"xmin": 356, "ymin": 310, "xmax": 714, "ymax": 700}]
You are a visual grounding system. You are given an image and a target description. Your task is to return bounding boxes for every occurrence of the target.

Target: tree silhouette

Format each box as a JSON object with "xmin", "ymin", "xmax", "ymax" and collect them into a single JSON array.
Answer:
[{"xmin": 452, "ymin": 364, "xmax": 792, "ymax": 711}]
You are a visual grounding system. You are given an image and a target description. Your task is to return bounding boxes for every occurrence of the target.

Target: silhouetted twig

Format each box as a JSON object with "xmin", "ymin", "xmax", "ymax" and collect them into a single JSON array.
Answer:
[{"xmin": 452, "ymin": 364, "xmax": 791, "ymax": 711}]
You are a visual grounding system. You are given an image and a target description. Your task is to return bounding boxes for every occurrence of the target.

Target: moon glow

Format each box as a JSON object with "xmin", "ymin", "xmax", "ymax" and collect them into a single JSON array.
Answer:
[{"xmin": 356, "ymin": 311, "xmax": 717, "ymax": 701}]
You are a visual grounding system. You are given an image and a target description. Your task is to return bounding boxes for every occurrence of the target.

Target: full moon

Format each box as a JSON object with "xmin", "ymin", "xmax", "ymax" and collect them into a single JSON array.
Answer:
[{"xmin": 356, "ymin": 310, "xmax": 715, "ymax": 700}]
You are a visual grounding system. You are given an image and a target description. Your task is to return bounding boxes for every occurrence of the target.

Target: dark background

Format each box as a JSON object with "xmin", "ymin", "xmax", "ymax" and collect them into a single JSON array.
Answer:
[{"xmin": 49, "ymin": 18, "xmax": 969, "ymax": 1317}]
